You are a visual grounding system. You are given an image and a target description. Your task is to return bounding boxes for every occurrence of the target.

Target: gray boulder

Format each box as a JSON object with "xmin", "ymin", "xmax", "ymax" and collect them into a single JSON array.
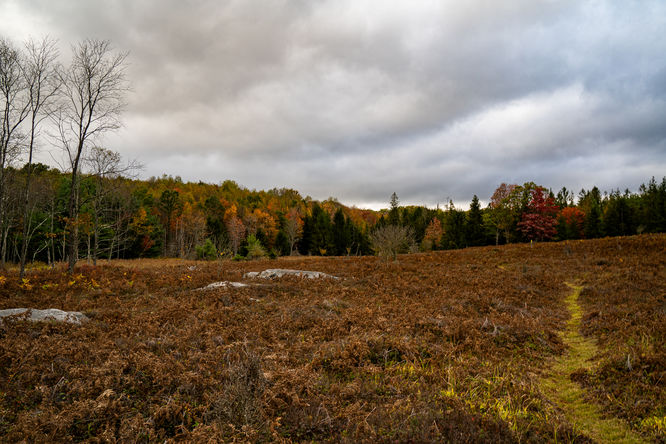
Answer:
[
  {"xmin": 199, "ymin": 281, "xmax": 249, "ymax": 290},
  {"xmin": 243, "ymin": 269, "xmax": 338, "ymax": 280},
  {"xmin": 0, "ymin": 308, "xmax": 89, "ymax": 325}
]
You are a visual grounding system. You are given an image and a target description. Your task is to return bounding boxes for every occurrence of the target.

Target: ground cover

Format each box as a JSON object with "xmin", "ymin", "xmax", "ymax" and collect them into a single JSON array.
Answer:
[{"xmin": 0, "ymin": 234, "xmax": 664, "ymax": 442}]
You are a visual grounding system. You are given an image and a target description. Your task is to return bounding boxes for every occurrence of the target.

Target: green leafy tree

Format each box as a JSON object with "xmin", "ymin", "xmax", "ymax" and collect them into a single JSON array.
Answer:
[
  {"xmin": 245, "ymin": 234, "xmax": 266, "ymax": 259},
  {"xmin": 195, "ymin": 238, "xmax": 217, "ymax": 260},
  {"xmin": 488, "ymin": 183, "xmax": 519, "ymax": 245}
]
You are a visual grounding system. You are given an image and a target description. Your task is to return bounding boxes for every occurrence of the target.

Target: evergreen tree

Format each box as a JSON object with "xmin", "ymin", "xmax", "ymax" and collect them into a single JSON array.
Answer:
[
  {"xmin": 388, "ymin": 192, "xmax": 400, "ymax": 225},
  {"xmin": 309, "ymin": 203, "xmax": 333, "ymax": 255},
  {"xmin": 638, "ymin": 177, "xmax": 666, "ymax": 233},
  {"xmin": 374, "ymin": 214, "xmax": 387, "ymax": 230},
  {"xmin": 466, "ymin": 195, "xmax": 485, "ymax": 246},
  {"xmin": 275, "ymin": 230, "xmax": 290, "ymax": 256},
  {"xmin": 299, "ymin": 212, "xmax": 313, "ymax": 255},
  {"xmin": 555, "ymin": 186, "xmax": 574, "ymax": 208},
  {"xmin": 349, "ymin": 223, "xmax": 371, "ymax": 255},
  {"xmin": 579, "ymin": 187, "xmax": 603, "ymax": 239},
  {"xmin": 204, "ymin": 196, "xmax": 226, "ymax": 250},
  {"xmin": 603, "ymin": 190, "xmax": 635, "ymax": 236},
  {"xmin": 441, "ymin": 202, "xmax": 467, "ymax": 249},
  {"xmin": 332, "ymin": 208, "xmax": 351, "ymax": 255},
  {"xmin": 158, "ymin": 189, "xmax": 181, "ymax": 256}
]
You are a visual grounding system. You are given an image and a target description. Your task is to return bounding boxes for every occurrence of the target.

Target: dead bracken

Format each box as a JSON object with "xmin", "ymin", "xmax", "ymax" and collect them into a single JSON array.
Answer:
[{"xmin": 0, "ymin": 234, "xmax": 663, "ymax": 442}]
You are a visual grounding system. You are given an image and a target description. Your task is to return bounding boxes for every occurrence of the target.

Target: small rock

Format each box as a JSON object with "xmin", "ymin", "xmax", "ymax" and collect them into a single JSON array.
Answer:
[{"xmin": 199, "ymin": 281, "xmax": 249, "ymax": 290}]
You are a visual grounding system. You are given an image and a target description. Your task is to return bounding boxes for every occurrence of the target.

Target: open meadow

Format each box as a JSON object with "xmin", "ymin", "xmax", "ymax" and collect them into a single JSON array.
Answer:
[{"xmin": 1, "ymin": 235, "xmax": 664, "ymax": 442}]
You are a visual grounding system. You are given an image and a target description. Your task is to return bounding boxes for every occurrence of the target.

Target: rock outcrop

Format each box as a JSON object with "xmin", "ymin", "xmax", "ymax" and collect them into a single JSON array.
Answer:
[
  {"xmin": 0, "ymin": 308, "xmax": 89, "ymax": 325},
  {"xmin": 243, "ymin": 269, "xmax": 338, "ymax": 280},
  {"xmin": 199, "ymin": 281, "xmax": 249, "ymax": 290}
]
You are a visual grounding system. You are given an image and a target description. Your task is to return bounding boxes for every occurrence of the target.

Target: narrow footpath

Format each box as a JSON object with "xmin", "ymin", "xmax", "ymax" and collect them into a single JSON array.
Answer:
[{"xmin": 540, "ymin": 283, "xmax": 646, "ymax": 443}]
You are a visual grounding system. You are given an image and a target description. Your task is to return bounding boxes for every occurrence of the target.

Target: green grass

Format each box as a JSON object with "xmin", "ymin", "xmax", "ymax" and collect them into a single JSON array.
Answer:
[{"xmin": 540, "ymin": 283, "xmax": 647, "ymax": 443}]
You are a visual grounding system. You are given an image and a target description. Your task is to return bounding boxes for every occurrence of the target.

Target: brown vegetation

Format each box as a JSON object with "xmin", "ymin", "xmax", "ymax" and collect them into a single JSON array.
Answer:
[{"xmin": 0, "ymin": 235, "xmax": 664, "ymax": 442}]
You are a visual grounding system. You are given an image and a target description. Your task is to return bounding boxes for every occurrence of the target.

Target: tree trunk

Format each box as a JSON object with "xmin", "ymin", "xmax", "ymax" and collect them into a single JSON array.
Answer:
[
  {"xmin": 108, "ymin": 235, "xmax": 114, "ymax": 262},
  {"xmin": 1, "ymin": 222, "xmax": 9, "ymax": 265},
  {"xmin": 19, "ymin": 168, "xmax": 33, "ymax": 279},
  {"xmin": 67, "ymin": 146, "xmax": 83, "ymax": 272},
  {"xmin": 86, "ymin": 231, "xmax": 91, "ymax": 263}
]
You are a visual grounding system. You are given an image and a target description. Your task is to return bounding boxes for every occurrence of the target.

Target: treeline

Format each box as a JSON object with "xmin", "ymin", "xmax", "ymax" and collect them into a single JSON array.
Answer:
[
  {"xmin": 4, "ymin": 161, "xmax": 664, "ymax": 269},
  {"xmin": 1, "ymin": 36, "xmax": 130, "ymax": 275},
  {"xmin": 379, "ymin": 179, "xmax": 666, "ymax": 252},
  {"xmin": 1, "ymin": 164, "xmax": 381, "ymax": 265}
]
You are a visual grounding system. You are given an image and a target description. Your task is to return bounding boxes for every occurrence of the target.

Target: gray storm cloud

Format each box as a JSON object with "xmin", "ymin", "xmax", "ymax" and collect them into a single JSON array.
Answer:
[{"xmin": 2, "ymin": 0, "xmax": 665, "ymax": 209}]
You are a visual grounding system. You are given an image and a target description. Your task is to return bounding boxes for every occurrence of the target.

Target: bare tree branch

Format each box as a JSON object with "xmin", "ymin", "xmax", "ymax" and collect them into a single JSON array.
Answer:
[{"xmin": 54, "ymin": 39, "xmax": 129, "ymax": 272}]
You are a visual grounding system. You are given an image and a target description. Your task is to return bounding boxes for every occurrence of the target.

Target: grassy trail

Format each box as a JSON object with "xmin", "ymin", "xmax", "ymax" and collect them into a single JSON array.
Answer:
[{"xmin": 540, "ymin": 283, "xmax": 647, "ymax": 443}]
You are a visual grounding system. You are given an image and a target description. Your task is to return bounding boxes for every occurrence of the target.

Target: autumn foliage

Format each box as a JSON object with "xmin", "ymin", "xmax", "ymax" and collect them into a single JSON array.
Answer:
[
  {"xmin": 558, "ymin": 206, "xmax": 586, "ymax": 239},
  {"xmin": 421, "ymin": 217, "xmax": 443, "ymax": 251},
  {"xmin": 517, "ymin": 186, "xmax": 559, "ymax": 241}
]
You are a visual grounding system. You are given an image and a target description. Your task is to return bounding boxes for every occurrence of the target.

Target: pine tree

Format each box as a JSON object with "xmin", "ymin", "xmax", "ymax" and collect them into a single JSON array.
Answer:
[
  {"xmin": 388, "ymin": 192, "xmax": 400, "ymax": 226},
  {"xmin": 309, "ymin": 204, "xmax": 332, "ymax": 255},
  {"xmin": 275, "ymin": 230, "xmax": 290, "ymax": 256},
  {"xmin": 441, "ymin": 202, "xmax": 467, "ymax": 249},
  {"xmin": 332, "ymin": 208, "xmax": 351, "ymax": 255},
  {"xmin": 602, "ymin": 190, "xmax": 634, "ymax": 236},
  {"xmin": 466, "ymin": 195, "xmax": 485, "ymax": 246},
  {"xmin": 299, "ymin": 212, "xmax": 313, "ymax": 255}
]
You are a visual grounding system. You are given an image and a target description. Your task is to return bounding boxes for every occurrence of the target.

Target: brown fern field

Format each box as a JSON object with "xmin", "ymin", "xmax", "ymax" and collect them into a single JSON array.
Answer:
[{"xmin": 0, "ymin": 235, "xmax": 664, "ymax": 442}]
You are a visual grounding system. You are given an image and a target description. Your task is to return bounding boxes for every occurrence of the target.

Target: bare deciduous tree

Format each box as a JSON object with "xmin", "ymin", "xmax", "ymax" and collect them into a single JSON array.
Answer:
[
  {"xmin": 369, "ymin": 225, "xmax": 414, "ymax": 262},
  {"xmin": 226, "ymin": 215, "xmax": 245, "ymax": 256},
  {"xmin": 55, "ymin": 39, "xmax": 129, "ymax": 272},
  {"xmin": 284, "ymin": 207, "xmax": 302, "ymax": 255},
  {"xmin": 0, "ymin": 38, "xmax": 31, "ymax": 265},
  {"xmin": 19, "ymin": 36, "xmax": 60, "ymax": 278},
  {"xmin": 84, "ymin": 146, "xmax": 141, "ymax": 265}
]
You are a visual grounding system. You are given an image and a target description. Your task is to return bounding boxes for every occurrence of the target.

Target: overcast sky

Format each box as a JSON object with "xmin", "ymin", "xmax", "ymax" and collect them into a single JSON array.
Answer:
[{"xmin": 3, "ymin": 0, "xmax": 665, "ymax": 209}]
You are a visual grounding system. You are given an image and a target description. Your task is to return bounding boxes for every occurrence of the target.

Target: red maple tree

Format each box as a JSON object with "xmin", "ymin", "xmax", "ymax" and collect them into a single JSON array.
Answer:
[{"xmin": 517, "ymin": 187, "xmax": 559, "ymax": 241}]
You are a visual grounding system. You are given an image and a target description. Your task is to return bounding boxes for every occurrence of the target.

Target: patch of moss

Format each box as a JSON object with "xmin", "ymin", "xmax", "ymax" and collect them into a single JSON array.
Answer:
[{"xmin": 540, "ymin": 283, "xmax": 647, "ymax": 443}]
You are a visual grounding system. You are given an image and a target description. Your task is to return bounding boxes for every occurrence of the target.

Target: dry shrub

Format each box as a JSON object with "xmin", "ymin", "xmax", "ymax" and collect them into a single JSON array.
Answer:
[
  {"xmin": 204, "ymin": 344, "xmax": 267, "ymax": 435},
  {"xmin": 369, "ymin": 225, "xmax": 414, "ymax": 261}
]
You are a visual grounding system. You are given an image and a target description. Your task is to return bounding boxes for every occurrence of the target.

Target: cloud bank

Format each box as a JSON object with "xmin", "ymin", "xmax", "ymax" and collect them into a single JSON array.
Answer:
[{"xmin": 3, "ymin": 0, "xmax": 665, "ymax": 208}]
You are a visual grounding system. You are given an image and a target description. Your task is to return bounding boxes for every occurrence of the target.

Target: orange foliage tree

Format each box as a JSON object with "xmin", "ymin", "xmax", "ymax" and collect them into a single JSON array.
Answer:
[
  {"xmin": 557, "ymin": 206, "xmax": 586, "ymax": 239},
  {"xmin": 224, "ymin": 205, "xmax": 245, "ymax": 255},
  {"xmin": 422, "ymin": 217, "xmax": 443, "ymax": 251}
]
